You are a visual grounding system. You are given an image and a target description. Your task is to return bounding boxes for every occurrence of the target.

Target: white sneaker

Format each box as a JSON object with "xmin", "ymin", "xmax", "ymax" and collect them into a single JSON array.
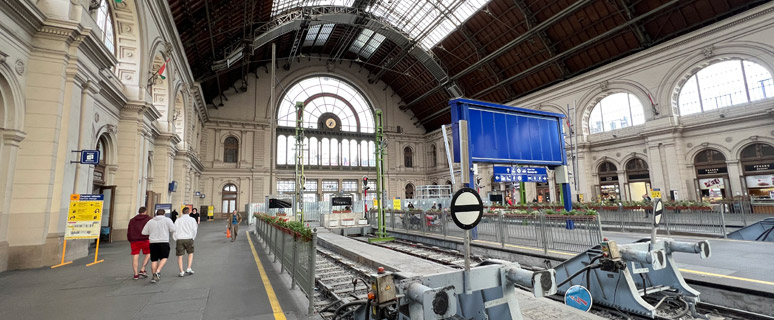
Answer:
[
  {"xmin": 186, "ymin": 268, "xmax": 195, "ymax": 275},
  {"xmin": 179, "ymin": 272, "xmax": 185, "ymax": 277}
]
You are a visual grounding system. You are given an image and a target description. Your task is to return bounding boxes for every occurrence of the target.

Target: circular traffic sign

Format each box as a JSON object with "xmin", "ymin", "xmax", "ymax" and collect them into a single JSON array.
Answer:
[
  {"xmin": 450, "ymin": 187, "xmax": 484, "ymax": 230},
  {"xmin": 564, "ymin": 285, "xmax": 593, "ymax": 312}
]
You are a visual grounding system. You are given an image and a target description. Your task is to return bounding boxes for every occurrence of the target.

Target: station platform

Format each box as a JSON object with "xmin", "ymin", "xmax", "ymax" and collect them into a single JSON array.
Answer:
[
  {"xmin": 317, "ymin": 228, "xmax": 605, "ymax": 320},
  {"xmin": 0, "ymin": 221, "xmax": 311, "ymax": 320},
  {"xmin": 385, "ymin": 228, "xmax": 774, "ymax": 295}
]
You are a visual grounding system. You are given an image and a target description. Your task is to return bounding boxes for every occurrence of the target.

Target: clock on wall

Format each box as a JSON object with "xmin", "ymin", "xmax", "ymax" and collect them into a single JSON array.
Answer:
[{"xmin": 319, "ymin": 113, "xmax": 341, "ymax": 131}]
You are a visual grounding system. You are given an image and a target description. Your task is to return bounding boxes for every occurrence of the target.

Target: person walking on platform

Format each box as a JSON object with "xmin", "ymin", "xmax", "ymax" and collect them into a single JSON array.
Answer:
[
  {"xmin": 227, "ymin": 210, "xmax": 242, "ymax": 242},
  {"xmin": 174, "ymin": 207, "xmax": 198, "ymax": 277},
  {"xmin": 170, "ymin": 209, "xmax": 178, "ymax": 223},
  {"xmin": 190, "ymin": 207, "xmax": 201, "ymax": 224},
  {"xmin": 141, "ymin": 209, "xmax": 176, "ymax": 283},
  {"xmin": 127, "ymin": 207, "xmax": 151, "ymax": 280}
]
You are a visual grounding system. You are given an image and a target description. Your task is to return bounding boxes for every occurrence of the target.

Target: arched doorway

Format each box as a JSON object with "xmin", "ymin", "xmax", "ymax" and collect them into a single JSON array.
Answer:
[
  {"xmin": 740, "ymin": 143, "xmax": 774, "ymax": 200},
  {"xmin": 694, "ymin": 149, "xmax": 728, "ymax": 201},
  {"xmin": 222, "ymin": 183, "xmax": 238, "ymax": 214},
  {"xmin": 94, "ymin": 135, "xmax": 117, "ymax": 242},
  {"xmin": 596, "ymin": 161, "xmax": 619, "ymax": 201},
  {"xmin": 625, "ymin": 158, "xmax": 651, "ymax": 201}
]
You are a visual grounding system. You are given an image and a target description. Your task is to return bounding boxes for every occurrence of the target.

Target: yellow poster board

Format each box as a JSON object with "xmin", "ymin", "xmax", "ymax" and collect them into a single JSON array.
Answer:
[
  {"xmin": 393, "ymin": 198, "xmax": 401, "ymax": 210},
  {"xmin": 65, "ymin": 194, "xmax": 104, "ymax": 240},
  {"xmin": 373, "ymin": 199, "xmax": 379, "ymax": 207},
  {"xmin": 578, "ymin": 194, "xmax": 584, "ymax": 202},
  {"xmin": 650, "ymin": 189, "xmax": 662, "ymax": 199},
  {"xmin": 207, "ymin": 205, "xmax": 214, "ymax": 217}
]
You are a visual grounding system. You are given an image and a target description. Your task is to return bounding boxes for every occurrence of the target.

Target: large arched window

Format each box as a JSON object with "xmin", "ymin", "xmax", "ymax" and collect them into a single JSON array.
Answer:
[
  {"xmin": 679, "ymin": 59, "xmax": 773, "ymax": 115},
  {"xmin": 404, "ymin": 147, "xmax": 413, "ymax": 168},
  {"xmin": 276, "ymin": 76, "xmax": 375, "ymax": 168},
  {"xmin": 405, "ymin": 184, "xmax": 415, "ymax": 199},
  {"xmin": 224, "ymin": 136, "xmax": 239, "ymax": 163},
  {"xmin": 222, "ymin": 184, "xmax": 238, "ymax": 213},
  {"xmin": 588, "ymin": 93, "xmax": 645, "ymax": 134},
  {"xmin": 95, "ymin": 0, "xmax": 115, "ymax": 54}
]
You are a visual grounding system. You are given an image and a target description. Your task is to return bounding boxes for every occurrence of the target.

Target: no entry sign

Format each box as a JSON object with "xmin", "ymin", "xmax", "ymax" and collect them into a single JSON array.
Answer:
[{"xmin": 450, "ymin": 187, "xmax": 484, "ymax": 230}]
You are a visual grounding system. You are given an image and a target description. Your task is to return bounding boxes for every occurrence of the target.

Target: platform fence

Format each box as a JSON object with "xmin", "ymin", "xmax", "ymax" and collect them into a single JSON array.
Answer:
[
  {"xmin": 254, "ymin": 218, "xmax": 316, "ymax": 315},
  {"xmin": 371, "ymin": 210, "xmax": 603, "ymax": 254}
]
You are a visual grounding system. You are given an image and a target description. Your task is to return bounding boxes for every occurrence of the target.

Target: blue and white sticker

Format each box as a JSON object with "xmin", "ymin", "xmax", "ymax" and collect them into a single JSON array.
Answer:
[{"xmin": 564, "ymin": 285, "xmax": 593, "ymax": 312}]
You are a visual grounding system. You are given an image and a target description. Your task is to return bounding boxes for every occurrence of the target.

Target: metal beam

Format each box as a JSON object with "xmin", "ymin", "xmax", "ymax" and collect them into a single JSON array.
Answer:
[
  {"xmin": 513, "ymin": 0, "xmax": 570, "ymax": 78},
  {"xmin": 617, "ymin": 0, "xmax": 652, "ymax": 47},
  {"xmin": 404, "ymin": 0, "xmax": 594, "ymax": 109},
  {"xmin": 418, "ymin": 0, "xmax": 681, "ymax": 126}
]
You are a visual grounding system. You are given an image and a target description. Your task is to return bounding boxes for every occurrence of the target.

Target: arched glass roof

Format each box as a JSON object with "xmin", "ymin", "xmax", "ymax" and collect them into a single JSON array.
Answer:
[
  {"xmin": 277, "ymin": 76, "xmax": 374, "ymax": 133},
  {"xmin": 271, "ymin": 0, "xmax": 490, "ymax": 50}
]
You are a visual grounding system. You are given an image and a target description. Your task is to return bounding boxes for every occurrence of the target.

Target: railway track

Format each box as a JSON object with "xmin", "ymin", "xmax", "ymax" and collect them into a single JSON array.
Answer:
[
  {"xmin": 357, "ymin": 237, "xmax": 774, "ymax": 320},
  {"xmin": 313, "ymin": 247, "xmax": 374, "ymax": 319}
]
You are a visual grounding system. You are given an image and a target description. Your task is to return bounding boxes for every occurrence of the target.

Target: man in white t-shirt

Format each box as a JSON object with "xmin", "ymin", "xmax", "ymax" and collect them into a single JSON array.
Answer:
[{"xmin": 174, "ymin": 207, "xmax": 198, "ymax": 277}]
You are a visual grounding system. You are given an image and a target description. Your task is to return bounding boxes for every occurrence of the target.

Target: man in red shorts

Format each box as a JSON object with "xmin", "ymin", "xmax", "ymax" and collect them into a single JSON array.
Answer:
[{"xmin": 127, "ymin": 207, "xmax": 152, "ymax": 279}]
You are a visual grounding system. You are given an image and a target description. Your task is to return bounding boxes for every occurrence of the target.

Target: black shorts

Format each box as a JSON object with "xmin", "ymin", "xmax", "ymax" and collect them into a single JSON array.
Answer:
[{"xmin": 149, "ymin": 243, "xmax": 170, "ymax": 262}]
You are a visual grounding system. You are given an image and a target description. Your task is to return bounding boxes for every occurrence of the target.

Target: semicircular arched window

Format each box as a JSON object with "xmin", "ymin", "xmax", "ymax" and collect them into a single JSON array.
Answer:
[
  {"xmin": 678, "ymin": 59, "xmax": 773, "ymax": 116},
  {"xmin": 588, "ymin": 93, "xmax": 645, "ymax": 134},
  {"xmin": 275, "ymin": 76, "xmax": 375, "ymax": 168}
]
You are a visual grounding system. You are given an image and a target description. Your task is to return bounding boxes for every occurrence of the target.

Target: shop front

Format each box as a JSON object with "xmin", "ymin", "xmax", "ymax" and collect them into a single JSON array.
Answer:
[
  {"xmin": 693, "ymin": 149, "xmax": 729, "ymax": 202},
  {"xmin": 625, "ymin": 158, "xmax": 651, "ymax": 201},
  {"xmin": 740, "ymin": 143, "xmax": 774, "ymax": 213},
  {"xmin": 596, "ymin": 161, "xmax": 620, "ymax": 202}
]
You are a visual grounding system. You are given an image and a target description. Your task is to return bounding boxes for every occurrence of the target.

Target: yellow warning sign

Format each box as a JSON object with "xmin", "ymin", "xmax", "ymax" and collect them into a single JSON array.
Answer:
[
  {"xmin": 65, "ymin": 194, "xmax": 104, "ymax": 240},
  {"xmin": 650, "ymin": 190, "xmax": 662, "ymax": 199},
  {"xmin": 393, "ymin": 198, "xmax": 401, "ymax": 210}
]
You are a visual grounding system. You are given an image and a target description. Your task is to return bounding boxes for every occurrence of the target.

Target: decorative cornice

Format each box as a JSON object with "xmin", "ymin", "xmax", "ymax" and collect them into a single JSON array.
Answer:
[{"xmin": 0, "ymin": 0, "xmax": 45, "ymax": 36}]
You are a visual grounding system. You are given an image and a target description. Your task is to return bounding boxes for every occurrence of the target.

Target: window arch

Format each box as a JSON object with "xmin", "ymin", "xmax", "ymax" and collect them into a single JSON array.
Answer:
[
  {"xmin": 588, "ymin": 93, "xmax": 645, "ymax": 134},
  {"xmin": 405, "ymin": 184, "xmax": 414, "ymax": 199},
  {"xmin": 431, "ymin": 144, "xmax": 437, "ymax": 167},
  {"xmin": 95, "ymin": 0, "xmax": 116, "ymax": 54},
  {"xmin": 222, "ymin": 184, "xmax": 238, "ymax": 213},
  {"xmin": 678, "ymin": 59, "xmax": 773, "ymax": 115},
  {"xmin": 275, "ymin": 76, "xmax": 376, "ymax": 168},
  {"xmin": 694, "ymin": 149, "xmax": 726, "ymax": 165},
  {"xmin": 224, "ymin": 136, "xmax": 239, "ymax": 163},
  {"xmin": 741, "ymin": 143, "xmax": 774, "ymax": 162},
  {"xmin": 404, "ymin": 146, "xmax": 413, "ymax": 168}
]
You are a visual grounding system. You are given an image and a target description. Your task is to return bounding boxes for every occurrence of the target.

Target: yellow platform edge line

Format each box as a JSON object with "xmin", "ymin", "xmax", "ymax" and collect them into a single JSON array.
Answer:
[
  {"xmin": 679, "ymin": 269, "xmax": 774, "ymax": 286},
  {"xmin": 247, "ymin": 232, "xmax": 287, "ymax": 320}
]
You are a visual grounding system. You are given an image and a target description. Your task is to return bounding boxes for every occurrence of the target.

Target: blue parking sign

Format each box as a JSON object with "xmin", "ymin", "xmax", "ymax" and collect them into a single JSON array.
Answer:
[
  {"xmin": 564, "ymin": 285, "xmax": 592, "ymax": 312},
  {"xmin": 81, "ymin": 150, "xmax": 100, "ymax": 165}
]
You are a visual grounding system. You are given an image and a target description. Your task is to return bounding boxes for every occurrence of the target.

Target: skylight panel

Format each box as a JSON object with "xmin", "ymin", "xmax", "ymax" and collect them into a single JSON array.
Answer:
[
  {"xmin": 272, "ymin": 0, "xmax": 355, "ymax": 17},
  {"xmin": 349, "ymin": 29, "xmax": 385, "ymax": 59},
  {"xmin": 303, "ymin": 24, "xmax": 334, "ymax": 47},
  {"xmin": 366, "ymin": 0, "xmax": 490, "ymax": 50}
]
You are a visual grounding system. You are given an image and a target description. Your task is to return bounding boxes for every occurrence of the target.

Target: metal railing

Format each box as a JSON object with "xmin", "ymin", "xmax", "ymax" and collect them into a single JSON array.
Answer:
[
  {"xmin": 254, "ymin": 218, "xmax": 317, "ymax": 315},
  {"xmin": 596, "ymin": 204, "xmax": 774, "ymax": 237},
  {"xmin": 370, "ymin": 209, "xmax": 603, "ymax": 254}
]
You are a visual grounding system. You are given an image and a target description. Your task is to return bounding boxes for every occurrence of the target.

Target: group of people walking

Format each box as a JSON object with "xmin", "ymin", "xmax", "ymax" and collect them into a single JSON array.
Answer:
[
  {"xmin": 126, "ymin": 207, "xmax": 244, "ymax": 282},
  {"xmin": 127, "ymin": 207, "xmax": 199, "ymax": 283}
]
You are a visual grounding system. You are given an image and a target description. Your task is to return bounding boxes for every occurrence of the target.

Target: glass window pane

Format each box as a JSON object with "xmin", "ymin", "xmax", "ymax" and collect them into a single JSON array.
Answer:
[
  {"xmin": 588, "ymin": 93, "xmax": 644, "ymax": 133},
  {"xmin": 679, "ymin": 76, "xmax": 702, "ymax": 115},
  {"xmin": 322, "ymin": 138, "xmax": 330, "ymax": 166},
  {"xmin": 696, "ymin": 60, "xmax": 748, "ymax": 110},
  {"xmin": 287, "ymin": 137, "xmax": 296, "ymax": 165},
  {"xmin": 342, "ymin": 139, "xmax": 350, "ymax": 166},
  {"xmin": 589, "ymin": 104, "xmax": 603, "ymax": 134},
  {"xmin": 744, "ymin": 61, "xmax": 774, "ymax": 102},
  {"xmin": 350, "ymin": 140, "xmax": 358, "ymax": 167},
  {"xmin": 303, "ymin": 137, "xmax": 309, "ymax": 165},
  {"xmin": 277, "ymin": 136, "xmax": 286, "ymax": 165},
  {"xmin": 360, "ymin": 141, "xmax": 368, "ymax": 166},
  {"xmin": 369, "ymin": 141, "xmax": 375, "ymax": 167},
  {"xmin": 310, "ymin": 137, "xmax": 319, "ymax": 165},
  {"xmin": 331, "ymin": 138, "xmax": 339, "ymax": 166}
]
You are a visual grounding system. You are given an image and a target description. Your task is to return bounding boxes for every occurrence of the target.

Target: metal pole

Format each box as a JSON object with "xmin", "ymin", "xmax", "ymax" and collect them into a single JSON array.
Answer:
[
  {"xmin": 499, "ymin": 211, "xmax": 505, "ymax": 248},
  {"xmin": 720, "ymin": 203, "xmax": 728, "ymax": 238},
  {"xmin": 441, "ymin": 125, "xmax": 456, "ymax": 186},
  {"xmin": 295, "ymin": 102, "xmax": 305, "ymax": 223},
  {"xmin": 291, "ymin": 237, "xmax": 298, "ymax": 289},
  {"xmin": 280, "ymin": 230, "xmax": 286, "ymax": 273},
  {"xmin": 464, "ymin": 229, "xmax": 471, "ymax": 271},
  {"xmin": 375, "ymin": 110, "xmax": 385, "ymax": 237},
  {"xmin": 541, "ymin": 213, "xmax": 548, "ymax": 255},
  {"xmin": 308, "ymin": 230, "xmax": 317, "ymax": 315}
]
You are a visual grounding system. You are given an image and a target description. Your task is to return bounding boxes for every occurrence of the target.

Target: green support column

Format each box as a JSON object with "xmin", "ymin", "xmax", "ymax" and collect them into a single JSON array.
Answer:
[
  {"xmin": 369, "ymin": 110, "xmax": 394, "ymax": 243},
  {"xmin": 520, "ymin": 181, "xmax": 526, "ymax": 204},
  {"xmin": 294, "ymin": 102, "xmax": 305, "ymax": 223}
]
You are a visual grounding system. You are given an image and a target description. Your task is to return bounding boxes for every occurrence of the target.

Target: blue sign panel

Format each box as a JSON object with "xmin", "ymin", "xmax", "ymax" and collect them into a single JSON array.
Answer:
[
  {"xmin": 564, "ymin": 285, "xmax": 593, "ymax": 312},
  {"xmin": 451, "ymin": 99, "xmax": 566, "ymax": 166},
  {"xmin": 493, "ymin": 166, "xmax": 548, "ymax": 183},
  {"xmin": 80, "ymin": 150, "xmax": 100, "ymax": 165},
  {"xmin": 79, "ymin": 194, "xmax": 104, "ymax": 201}
]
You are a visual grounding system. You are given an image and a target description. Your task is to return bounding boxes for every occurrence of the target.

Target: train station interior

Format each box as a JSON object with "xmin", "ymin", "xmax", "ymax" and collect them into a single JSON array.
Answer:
[{"xmin": 1, "ymin": 0, "xmax": 774, "ymax": 319}]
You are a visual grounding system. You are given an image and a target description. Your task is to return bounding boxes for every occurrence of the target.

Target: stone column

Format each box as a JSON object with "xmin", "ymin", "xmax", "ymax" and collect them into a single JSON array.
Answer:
[
  {"xmin": 112, "ymin": 103, "xmax": 152, "ymax": 241},
  {"xmin": 0, "ymin": 130, "xmax": 26, "ymax": 272},
  {"xmin": 725, "ymin": 160, "xmax": 744, "ymax": 197},
  {"xmin": 152, "ymin": 133, "xmax": 179, "ymax": 204}
]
